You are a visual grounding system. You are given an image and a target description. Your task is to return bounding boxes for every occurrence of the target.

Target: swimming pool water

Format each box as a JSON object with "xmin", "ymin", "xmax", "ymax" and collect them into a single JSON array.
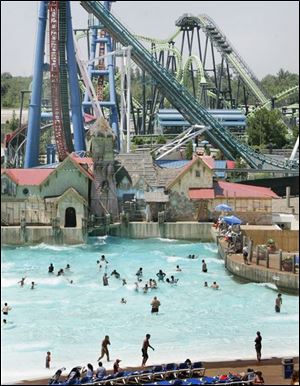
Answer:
[{"xmin": 1, "ymin": 237, "xmax": 299, "ymax": 383}]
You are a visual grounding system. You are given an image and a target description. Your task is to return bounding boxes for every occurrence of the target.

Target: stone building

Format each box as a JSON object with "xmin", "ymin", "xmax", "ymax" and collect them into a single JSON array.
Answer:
[{"xmin": 1, "ymin": 154, "xmax": 93, "ymax": 227}]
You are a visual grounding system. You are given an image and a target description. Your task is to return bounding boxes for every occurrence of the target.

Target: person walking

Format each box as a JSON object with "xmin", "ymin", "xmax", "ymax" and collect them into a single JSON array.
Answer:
[
  {"xmin": 254, "ymin": 331, "xmax": 262, "ymax": 362},
  {"xmin": 45, "ymin": 351, "xmax": 51, "ymax": 369},
  {"xmin": 141, "ymin": 334, "xmax": 154, "ymax": 367},
  {"xmin": 151, "ymin": 296, "xmax": 161, "ymax": 314},
  {"xmin": 275, "ymin": 293, "xmax": 282, "ymax": 313},
  {"xmin": 98, "ymin": 335, "xmax": 111, "ymax": 362},
  {"xmin": 243, "ymin": 245, "xmax": 249, "ymax": 264}
]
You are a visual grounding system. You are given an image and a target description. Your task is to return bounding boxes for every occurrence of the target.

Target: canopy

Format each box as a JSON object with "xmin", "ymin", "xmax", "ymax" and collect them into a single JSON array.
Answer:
[
  {"xmin": 222, "ymin": 215, "xmax": 242, "ymax": 225},
  {"xmin": 215, "ymin": 204, "xmax": 232, "ymax": 212}
]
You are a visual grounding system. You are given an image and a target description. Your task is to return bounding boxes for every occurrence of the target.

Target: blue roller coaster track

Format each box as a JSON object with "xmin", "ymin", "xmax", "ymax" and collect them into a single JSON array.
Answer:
[{"xmin": 81, "ymin": 1, "xmax": 297, "ymax": 170}]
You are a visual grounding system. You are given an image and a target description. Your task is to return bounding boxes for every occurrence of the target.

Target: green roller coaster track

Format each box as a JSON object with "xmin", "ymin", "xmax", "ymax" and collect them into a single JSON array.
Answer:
[{"xmin": 80, "ymin": 1, "xmax": 298, "ymax": 170}]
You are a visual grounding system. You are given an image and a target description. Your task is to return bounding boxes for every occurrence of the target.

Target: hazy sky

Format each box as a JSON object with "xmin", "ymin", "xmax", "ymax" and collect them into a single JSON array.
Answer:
[{"xmin": 1, "ymin": 1, "xmax": 299, "ymax": 79}]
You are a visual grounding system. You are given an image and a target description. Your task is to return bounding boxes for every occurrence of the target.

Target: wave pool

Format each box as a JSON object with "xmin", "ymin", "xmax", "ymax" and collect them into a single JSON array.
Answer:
[{"xmin": 1, "ymin": 236, "xmax": 299, "ymax": 383}]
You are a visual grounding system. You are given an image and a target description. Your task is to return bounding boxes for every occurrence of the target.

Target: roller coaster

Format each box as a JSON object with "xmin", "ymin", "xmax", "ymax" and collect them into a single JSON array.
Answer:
[{"xmin": 4, "ymin": 1, "xmax": 299, "ymax": 171}]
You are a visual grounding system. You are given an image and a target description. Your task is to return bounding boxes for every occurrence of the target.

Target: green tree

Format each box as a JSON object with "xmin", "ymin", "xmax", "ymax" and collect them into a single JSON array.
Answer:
[
  {"xmin": 185, "ymin": 140, "xmax": 193, "ymax": 160},
  {"xmin": 246, "ymin": 108, "xmax": 288, "ymax": 148}
]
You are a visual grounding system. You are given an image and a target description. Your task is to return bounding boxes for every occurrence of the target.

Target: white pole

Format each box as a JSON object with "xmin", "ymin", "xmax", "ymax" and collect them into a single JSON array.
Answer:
[
  {"xmin": 126, "ymin": 46, "xmax": 132, "ymax": 153},
  {"xmin": 289, "ymin": 135, "xmax": 299, "ymax": 160}
]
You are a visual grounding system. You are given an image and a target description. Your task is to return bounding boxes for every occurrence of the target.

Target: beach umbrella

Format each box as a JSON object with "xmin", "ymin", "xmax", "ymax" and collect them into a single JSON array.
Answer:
[
  {"xmin": 222, "ymin": 215, "xmax": 242, "ymax": 225},
  {"xmin": 215, "ymin": 204, "xmax": 232, "ymax": 212}
]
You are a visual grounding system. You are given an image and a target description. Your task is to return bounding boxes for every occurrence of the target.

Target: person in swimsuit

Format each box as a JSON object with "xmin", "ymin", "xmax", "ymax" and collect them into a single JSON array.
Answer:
[
  {"xmin": 18, "ymin": 277, "xmax": 26, "ymax": 287},
  {"xmin": 113, "ymin": 359, "xmax": 122, "ymax": 373},
  {"xmin": 103, "ymin": 273, "xmax": 109, "ymax": 286},
  {"xmin": 98, "ymin": 335, "xmax": 111, "ymax": 362},
  {"xmin": 151, "ymin": 297, "xmax": 161, "ymax": 314},
  {"xmin": 156, "ymin": 270, "xmax": 166, "ymax": 281},
  {"xmin": 48, "ymin": 263, "xmax": 54, "ymax": 274},
  {"xmin": 255, "ymin": 331, "xmax": 262, "ymax": 362},
  {"xmin": 202, "ymin": 260, "xmax": 208, "ymax": 273},
  {"xmin": 45, "ymin": 351, "xmax": 51, "ymax": 369},
  {"xmin": 31, "ymin": 281, "xmax": 37, "ymax": 290},
  {"xmin": 275, "ymin": 293, "xmax": 282, "ymax": 313},
  {"xmin": 2, "ymin": 303, "xmax": 12, "ymax": 316},
  {"xmin": 141, "ymin": 334, "xmax": 154, "ymax": 366}
]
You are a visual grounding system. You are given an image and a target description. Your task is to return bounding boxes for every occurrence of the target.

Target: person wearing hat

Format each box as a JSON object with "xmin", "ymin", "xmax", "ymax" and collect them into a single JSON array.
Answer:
[{"xmin": 113, "ymin": 359, "xmax": 122, "ymax": 373}]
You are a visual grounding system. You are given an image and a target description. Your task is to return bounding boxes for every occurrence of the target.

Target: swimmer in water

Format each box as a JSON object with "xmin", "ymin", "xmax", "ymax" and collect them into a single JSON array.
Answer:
[
  {"xmin": 18, "ymin": 277, "xmax": 26, "ymax": 287},
  {"xmin": 170, "ymin": 275, "xmax": 179, "ymax": 284},
  {"xmin": 120, "ymin": 298, "xmax": 127, "ymax": 304},
  {"xmin": 176, "ymin": 265, "xmax": 182, "ymax": 272},
  {"xmin": 122, "ymin": 279, "xmax": 127, "ymax": 286},
  {"xmin": 65, "ymin": 264, "xmax": 71, "ymax": 270},
  {"xmin": 111, "ymin": 270, "xmax": 121, "ymax": 279},
  {"xmin": 143, "ymin": 284, "xmax": 149, "ymax": 293},
  {"xmin": 136, "ymin": 267, "xmax": 143, "ymax": 278},
  {"xmin": 100, "ymin": 255, "xmax": 109, "ymax": 264},
  {"xmin": 204, "ymin": 281, "xmax": 208, "ymax": 287},
  {"xmin": 211, "ymin": 281, "xmax": 219, "ymax": 289},
  {"xmin": 31, "ymin": 281, "xmax": 37, "ymax": 290},
  {"xmin": 48, "ymin": 263, "xmax": 54, "ymax": 274},
  {"xmin": 156, "ymin": 270, "xmax": 166, "ymax": 281},
  {"xmin": 134, "ymin": 282, "xmax": 139, "ymax": 292}
]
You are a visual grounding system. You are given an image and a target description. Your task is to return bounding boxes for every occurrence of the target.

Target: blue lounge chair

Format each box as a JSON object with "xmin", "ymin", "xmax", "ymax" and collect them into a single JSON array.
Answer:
[{"xmin": 190, "ymin": 362, "xmax": 205, "ymax": 377}]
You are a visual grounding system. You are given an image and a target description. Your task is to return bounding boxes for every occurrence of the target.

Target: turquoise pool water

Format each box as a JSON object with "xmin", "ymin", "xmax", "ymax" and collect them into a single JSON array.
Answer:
[{"xmin": 1, "ymin": 237, "xmax": 299, "ymax": 383}]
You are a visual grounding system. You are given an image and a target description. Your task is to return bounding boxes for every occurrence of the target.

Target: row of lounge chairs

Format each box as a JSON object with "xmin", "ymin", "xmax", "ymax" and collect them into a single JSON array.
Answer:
[
  {"xmin": 49, "ymin": 361, "xmax": 205, "ymax": 386},
  {"xmin": 50, "ymin": 363, "xmax": 255, "ymax": 386}
]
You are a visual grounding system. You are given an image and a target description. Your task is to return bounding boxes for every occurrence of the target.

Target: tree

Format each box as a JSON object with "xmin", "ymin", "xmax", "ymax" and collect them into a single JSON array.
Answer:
[
  {"xmin": 246, "ymin": 108, "xmax": 288, "ymax": 148},
  {"xmin": 185, "ymin": 140, "xmax": 193, "ymax": 160}
]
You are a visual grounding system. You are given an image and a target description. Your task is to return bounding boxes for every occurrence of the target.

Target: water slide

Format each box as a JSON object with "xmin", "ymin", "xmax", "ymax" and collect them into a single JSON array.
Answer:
[{"xmin": 80, "ymin": 1, "xmax": 297, "ymax": 170}]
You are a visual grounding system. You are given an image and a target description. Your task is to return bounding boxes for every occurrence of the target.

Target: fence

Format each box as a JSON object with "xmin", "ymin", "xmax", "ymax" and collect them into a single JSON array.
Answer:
[{"xmin": 242, "ymin": 229, "xmax": 299, "ymax": 252}]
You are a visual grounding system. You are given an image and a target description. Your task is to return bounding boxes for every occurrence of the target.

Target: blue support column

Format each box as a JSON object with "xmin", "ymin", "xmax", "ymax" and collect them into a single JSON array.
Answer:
[
  {"xmin": 24, "ymin": 1, "xmax": 49, "ymax": 168},
  {"xmin": 83, "ymin": 22, "xmax": 98, "ymax": 110},
  {"xmin": 66, "ymin": 2, "xmax": 86, "ymax": 152}
]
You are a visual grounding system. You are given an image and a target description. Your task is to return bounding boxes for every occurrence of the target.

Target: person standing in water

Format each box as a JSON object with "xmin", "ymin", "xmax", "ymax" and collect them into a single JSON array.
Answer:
[
  {"xmin": 48, "ymin": 263, "xmax": 54, "ymax": 273},
  {"xmin": 31, "ymin": 281, "xmax": 37, "ymax": 290},
  {"xmin": 2, "ymin": 303, "xmax": 12, "ymax": 316},
  {"xmin": 18, "ymin": 277, "xmax": 26, "ymax": 287},
  {"xmin": 141, "ymin": 334, "xmax": 154, "ymax": 367},
  {"xmin": 151, "ymin": 297, "xmax": 161, "ymax": 314},
  {"xmin": 254, "ymin": 331, "xmax": 262, "ymax": 362},
  {"xmin": 275, "ymin": 293, "xmax": 282, "ymax": 313},
  {"xmin": 98, "ymin": 335, "xmax": 111, "ymax": 362},
  {"xmin": 103, "ymin": 273, "xmax": 109, "ymax": 286},
  {"xmin": 202, "ymin": 260, "xmax": 208, "ymax": 273}
]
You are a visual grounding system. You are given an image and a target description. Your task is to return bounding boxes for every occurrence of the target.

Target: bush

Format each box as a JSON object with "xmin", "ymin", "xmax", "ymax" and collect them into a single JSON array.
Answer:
[{"xmin": 156, "ymin": 135, "xmax": 166, "ymax": 144}]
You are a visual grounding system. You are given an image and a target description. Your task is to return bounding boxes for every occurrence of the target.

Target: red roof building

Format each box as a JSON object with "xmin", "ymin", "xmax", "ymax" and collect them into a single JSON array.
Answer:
[
  {"xmin": 1, "ymin": 169, "xmax": 54, "ymax": 186},
  {"xmin": 189, "ymin": 181, "xmax": 279, "ymax": 200}
]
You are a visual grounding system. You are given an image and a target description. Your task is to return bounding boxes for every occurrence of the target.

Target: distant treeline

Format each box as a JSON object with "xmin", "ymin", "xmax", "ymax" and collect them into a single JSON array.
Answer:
[{"xmin": 1, "ymin": 68, "xmax": 298, "ymax": 109}]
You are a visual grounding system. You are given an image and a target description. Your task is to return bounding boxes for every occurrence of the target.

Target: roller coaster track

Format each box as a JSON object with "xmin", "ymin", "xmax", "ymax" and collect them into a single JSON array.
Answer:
[
  {"xmin": 247, "ymin": 85, "xmax": 300, "ymax": 118},
  {"xmin": 49, "ymin": 1, "xmax": 69, "ymax": 161},
  {"xmin": 80, "ymin": 1, "xmax": 298, "ymax": 170},
  {"xmin": 197, "ymin": 14, "xmax": 268, "ymax": 105}
]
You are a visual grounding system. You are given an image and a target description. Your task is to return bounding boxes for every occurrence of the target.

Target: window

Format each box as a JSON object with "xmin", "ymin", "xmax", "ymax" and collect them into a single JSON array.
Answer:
[{"xmin": 195, "ymin": 170, "xmax": 201, "ymax": 178}]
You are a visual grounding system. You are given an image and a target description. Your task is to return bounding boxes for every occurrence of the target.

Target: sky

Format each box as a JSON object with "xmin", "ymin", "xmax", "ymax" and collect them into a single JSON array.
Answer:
[{"xmin": 1, "ymin": 1, "xmax": 299, "ymax": 79}]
